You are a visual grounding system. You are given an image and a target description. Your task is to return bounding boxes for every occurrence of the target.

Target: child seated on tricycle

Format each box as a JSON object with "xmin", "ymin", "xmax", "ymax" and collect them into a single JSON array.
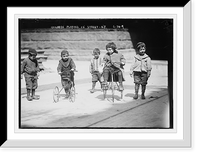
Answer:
[
  {"xmin": 57, "ymin": 49, "xmax": 77, "ymax": 97},
  {"xmin": 102, "ymin": 42, "xmax": 126, "ymax": 91}
]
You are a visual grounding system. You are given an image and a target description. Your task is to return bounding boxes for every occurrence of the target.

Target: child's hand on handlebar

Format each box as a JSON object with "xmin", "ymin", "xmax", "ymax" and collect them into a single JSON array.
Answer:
[
  {"xmin": 72, "ymin": 69, "xmax": 78, "ymax": 72},
  {"xmin": 121, "ymin": 62, "xmax": 125, "ymax": 66}
]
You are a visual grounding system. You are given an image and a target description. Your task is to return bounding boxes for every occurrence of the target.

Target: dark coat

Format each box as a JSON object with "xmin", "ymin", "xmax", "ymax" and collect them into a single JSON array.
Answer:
[{"xmin": 21, "ymin": 57, "xmax": 40, "ymax": 78}]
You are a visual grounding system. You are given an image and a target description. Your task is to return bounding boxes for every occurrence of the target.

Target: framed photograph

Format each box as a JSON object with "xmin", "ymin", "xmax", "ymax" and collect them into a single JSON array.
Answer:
[{"xmin": 3, "ymin": 1, "xmax": 191, "ymax": 148}]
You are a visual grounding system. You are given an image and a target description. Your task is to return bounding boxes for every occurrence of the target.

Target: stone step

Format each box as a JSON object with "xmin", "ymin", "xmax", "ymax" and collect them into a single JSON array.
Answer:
[
  {"xmin": 21, "ymin": 31, "xmax": 132, "ymax": 41},
  {"xmin": 21, "ymin": 41, "xmax": 134, "ymax": 50}
]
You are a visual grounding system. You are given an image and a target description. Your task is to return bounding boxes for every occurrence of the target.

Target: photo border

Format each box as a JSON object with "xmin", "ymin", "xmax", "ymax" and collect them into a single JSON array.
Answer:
[
  {"xmin": 16, "ymin": 15, "xmax": 175, "ymax": 133},
  {"xmin": 1, "ymin": 1, "xmax": 191, "ymax": 148}
]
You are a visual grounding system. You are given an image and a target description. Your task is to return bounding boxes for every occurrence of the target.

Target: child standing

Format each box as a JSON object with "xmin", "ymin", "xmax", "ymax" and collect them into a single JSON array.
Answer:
[
  {"xmin": 89, "ymin": 48, "xmax": 103, "ymax": 93},
  {"xmin": 130, "ymin": 42, "xmax": 152, "ymax": 99},
  {"xmin": 21, "ymin": 48, "xmax": 40, "ymax": 101},
  {"xmin": 57, "ymin": 49, "xmax": 76, "ymax": 96}
]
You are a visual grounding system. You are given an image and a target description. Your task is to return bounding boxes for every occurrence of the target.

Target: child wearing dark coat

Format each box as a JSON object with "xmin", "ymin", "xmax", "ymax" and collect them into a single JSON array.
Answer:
[
  {"xmin": 57, "ymin": 50, "xmax": 76, "ymax": 96},
  {"xmin": 130, "ymin": 42, "xmax": 152, "ymax": 99},
  {"xmin": 21, "ymin": 48, "xmax": 40, "ymax": 101}
]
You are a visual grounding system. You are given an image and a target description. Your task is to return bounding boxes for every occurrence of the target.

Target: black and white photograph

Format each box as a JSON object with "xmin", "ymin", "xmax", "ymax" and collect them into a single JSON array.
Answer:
[
  {"xmin": 19, "ymin": 18, "xmax": 173, "ymax": 129},
  {"xmin": 3, "ymin": 2, "xmax": 193, "ymax": 149}
]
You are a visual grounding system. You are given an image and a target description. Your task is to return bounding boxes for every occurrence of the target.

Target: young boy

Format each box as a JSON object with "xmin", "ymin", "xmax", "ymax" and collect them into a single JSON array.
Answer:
[
  {"xmin": 57, "ymin": 49, "xmax": 76, "ymax": 96},
  {"xmin": 102, "ymin": 42, "xmax": 126, "ymax": 91},
  {"xmin": 21, "ymin": 48, "xmax": 40, "ymax": 101},
  {"xmin": 130, "ymin": 42, "xmax": 152, "ymax": 99},
  {"xmin": 89, "ymin": 48, "xmax": 103, "ymax": 93}
]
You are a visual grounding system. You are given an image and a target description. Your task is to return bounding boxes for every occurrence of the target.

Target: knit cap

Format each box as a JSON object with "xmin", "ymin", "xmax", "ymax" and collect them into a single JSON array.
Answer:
[
  {"xmin": 28, "ymin": 48, "xmax": 37, "ymax": 55},
  {"xmin": 61, "ymin": 49, "xmax": 69, "ymax": 56}
]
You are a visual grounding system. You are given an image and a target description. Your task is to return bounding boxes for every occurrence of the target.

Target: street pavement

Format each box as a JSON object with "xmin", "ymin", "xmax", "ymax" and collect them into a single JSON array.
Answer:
[{"xmin": 20, "ymin": 59, "xmax": 169, "ymax": 128}]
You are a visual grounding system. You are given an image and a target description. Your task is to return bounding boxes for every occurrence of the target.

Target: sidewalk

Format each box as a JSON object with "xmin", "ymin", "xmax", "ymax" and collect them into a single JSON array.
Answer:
[{"xmin": 20, "ymin": 59, "xmax": 169, "ymax": 128}]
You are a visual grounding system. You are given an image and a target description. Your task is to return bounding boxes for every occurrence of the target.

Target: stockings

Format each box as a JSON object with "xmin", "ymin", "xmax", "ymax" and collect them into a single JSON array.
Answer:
[{"xmin": 134, "ymin": 84, "xmax": 146, "ymax": 99}]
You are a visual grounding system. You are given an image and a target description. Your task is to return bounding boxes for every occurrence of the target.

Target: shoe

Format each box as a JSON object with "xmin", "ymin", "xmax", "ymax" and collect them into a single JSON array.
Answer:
[
  {"xmin": 90, "ymin": 89, "xmax": 95, "ymax": 93},
  {"xmin": 141, "ymin": 94, "xmax": 146, "ymax": 100},
  {"xmin": 32, "ymin": 95, "xmax": 40, "ymax": 100},
  {"xmin": 27, "ymin": 96, "xmax": 33, "ymax": 101},
  {"xmin": 133, "ymin": 94, "xmax": 138, "ymax": 100}
]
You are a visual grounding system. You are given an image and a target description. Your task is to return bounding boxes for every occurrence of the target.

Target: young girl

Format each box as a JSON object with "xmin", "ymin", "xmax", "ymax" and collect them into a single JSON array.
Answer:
[
  {"xmin": 21, "ymin": 48, "xmax": 40, "ymax": 101},
  {"xmin": 130, "ymin": 42, "xmax": 152, "ymax": 99}
]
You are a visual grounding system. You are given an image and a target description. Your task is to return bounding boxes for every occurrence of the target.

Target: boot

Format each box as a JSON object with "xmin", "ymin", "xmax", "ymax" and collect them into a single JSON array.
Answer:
[
  {"xmin": 133, "ymin": 84, "xmax": 140, "ymax": 99},
  {"xmin": 90, "ymin": 82, "xmax": 96, "ymax": 93},
  {"xmin": 32, "ymin": 89, "xmax": 40, "ymax": 100},
  {"xmin": 141, "ymin": 85, "xmax": 146, "ymax": 99},
  {"xmin": 26, "ymin": 89, "xmax": 32, "ymax": 101}
]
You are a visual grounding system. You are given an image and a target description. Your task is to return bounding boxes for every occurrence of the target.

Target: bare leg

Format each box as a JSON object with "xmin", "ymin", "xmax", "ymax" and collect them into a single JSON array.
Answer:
[{"xmin": 90, "ymin": 82, "xmax": 96, "ymax": 93}]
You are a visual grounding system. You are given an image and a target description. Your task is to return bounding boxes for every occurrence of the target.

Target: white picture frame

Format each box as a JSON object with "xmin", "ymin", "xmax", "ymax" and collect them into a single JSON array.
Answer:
[{"xmin": 3, "ymin": 1, "xmax": 191, "ymax": 148}]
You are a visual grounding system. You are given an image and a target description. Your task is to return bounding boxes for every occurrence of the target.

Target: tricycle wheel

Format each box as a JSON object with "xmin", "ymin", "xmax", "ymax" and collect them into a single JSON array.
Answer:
[
  {"xmin": 53, "ymin": 86, "xmax": 59, "ymax": 103},
  {"xmin": 69, "ymin": 86, "xmax": 76, "ymax": 102}
]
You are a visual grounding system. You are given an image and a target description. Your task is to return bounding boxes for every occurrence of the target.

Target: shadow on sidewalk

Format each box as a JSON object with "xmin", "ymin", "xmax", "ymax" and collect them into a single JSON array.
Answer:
[{"xmin": 95, "ymin": 86, "xmax": 168, "ymax": 103}]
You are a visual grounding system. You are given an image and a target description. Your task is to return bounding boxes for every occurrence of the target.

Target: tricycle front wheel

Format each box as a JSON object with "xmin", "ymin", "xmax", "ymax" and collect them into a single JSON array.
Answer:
[
  {"xmin": 69, "ymin": 86, "xmax": 76, "ymax": 102},
  {"xmin": 53, "ymin": 86, "xmax": 60, "ymax": 103}
]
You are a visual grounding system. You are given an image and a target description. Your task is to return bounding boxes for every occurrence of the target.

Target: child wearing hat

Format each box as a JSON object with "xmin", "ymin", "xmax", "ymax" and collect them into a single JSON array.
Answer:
[
  {"xmin": 57, "ymin": 49, "xmax": 76, "ymax": 96},
  {"xmin": 130, "ymin": 42, "xmax": 152, "ymax": 99},
  {"xmin": 89, "ymin": 48, "xmax": 103, "ymax": 93},
  {"xmin": 102, "ymin": 42, "xmax": 126, "ymax": 91},
  {"xmin": 21, "ymin": 48, "xmax": 40, "ymax": 101}
]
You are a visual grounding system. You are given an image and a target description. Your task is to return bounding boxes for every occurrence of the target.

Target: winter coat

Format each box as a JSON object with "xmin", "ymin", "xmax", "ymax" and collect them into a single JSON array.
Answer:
[
  {"xmin": 103, "ymin": 52, "xmax": 126, "ymax": 70},
  {"xmin": 21, "ymin": 57, "xmax": 40, "ymax": 78},
  {"xmin": 57, "ymin": 58, "xmax": 76, "ymax": 73}
]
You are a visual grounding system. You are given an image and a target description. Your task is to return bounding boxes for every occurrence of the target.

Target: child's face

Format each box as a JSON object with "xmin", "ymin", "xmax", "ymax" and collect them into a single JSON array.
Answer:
[
  {"xmin": 29, "ymin": 54, "xmax": 37, "ymax": 60},
  {"xmin": 107, "ymin": 48, "xmax": 114, "ymax": 54},
  {"xmin": 138, "ymin": 46, "xmax": 146, "ymax": 55},
  {"xmin": 93, "ymin": 54, "xmax": 99, "ymax": 59},
  {"xmin": 62, "ymin": 54, "xmax": 69, "ymax": 61}
]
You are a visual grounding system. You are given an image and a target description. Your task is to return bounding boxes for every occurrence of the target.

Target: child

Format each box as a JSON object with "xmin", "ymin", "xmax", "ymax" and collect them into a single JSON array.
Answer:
[
  {"xmin": 21, "ymin": 48, "xmax": 40, "ymax": 101},
  {"xmin": 57, "ymin": 49, "xmax": 76, "ymax": 96},
  {"xmin": 102, "ymin": 42, "xmax": 126, "ymax": 91},
  {"xmin": 130, "ymin": 42, "xmax": 152, "ymax": 99},
  {"xmin": 89, "ymin": 48, "xmax": 103, "ymax": 93}
]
